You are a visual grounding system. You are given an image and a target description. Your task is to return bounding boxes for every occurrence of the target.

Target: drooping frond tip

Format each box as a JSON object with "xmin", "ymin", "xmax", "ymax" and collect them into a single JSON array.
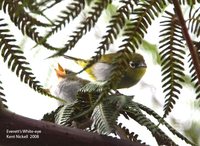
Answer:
[
  {"xmin": 188, "ymin": 41, "xmax": 200, "ymax": 99},
  {"xmin": 45, "ymin": 0, "xmax": 85, "ymax": 39},
  {"xmin": 0, "ymin": 81, "xmax": 7, "ymax": 109},
  {"xmin": 50, "ymin": 0, "xmax": 112, "ymax": 58},
  {"xmin": 124, "ymin": 101, "xmax": 177, "ymax": 146},
  {"xmin": 136, "ymin": 101, "xmax": 195, "ymax": 146},
  {"xmin": 117, "ymin": 123, "xmax": 146, "ymax": 144},
  {"xmin": 0, "ymin": 0, "xmax": 59, "ymax": 51},
  {"xmin": 0, "ymin": 19, "xmax": 61, "ymax": 101},
  {"xmin": 120, "ymin": 0, "xmax": 166, "ymax": 52},
  {"xmin": 188, "ymin": 7, "xmax": 200, "ymax": 37}
]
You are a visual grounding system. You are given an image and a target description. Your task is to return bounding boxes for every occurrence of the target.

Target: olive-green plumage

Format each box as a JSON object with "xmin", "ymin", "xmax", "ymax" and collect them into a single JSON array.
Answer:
[{"xmin": 63, "ymin": 52, "xmax": 147, "ymax": 89}]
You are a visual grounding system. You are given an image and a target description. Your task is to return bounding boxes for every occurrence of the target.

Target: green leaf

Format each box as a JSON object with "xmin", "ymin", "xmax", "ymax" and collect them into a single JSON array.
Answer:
[
  {"xmin": 91, "ymin": 96, "xmax": 119, "ymax": 135},
  {"xmin": 141, "ymin": 40, "xmax": 160, "ymax": 64}
]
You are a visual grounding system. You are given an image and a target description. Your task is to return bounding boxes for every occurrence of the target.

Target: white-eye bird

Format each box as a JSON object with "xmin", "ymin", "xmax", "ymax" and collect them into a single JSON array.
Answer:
[
  {"xmin": 63, "ymin": 52, "xmax": 147, "ymax": 89},
  {"xmin": 54, "ymin": 64, "xmax": 89, "ymax": 104}
]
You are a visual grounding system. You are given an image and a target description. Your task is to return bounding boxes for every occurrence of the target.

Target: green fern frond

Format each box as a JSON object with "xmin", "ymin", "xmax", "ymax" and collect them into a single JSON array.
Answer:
[
  {"xmin": 52, "ymin": 0, "xmax": 112, "ymax": 57},
  {"xmin": 92, "ymin": 101, "xmax": 118, "ymax": 134},
  {"xmin": 135, "ymin": 101, "xmax": 196, "ymax": 146},
  {"xmin": 20, "ymin": 1, "xmax": 46, "ymax": 18},
  {"xmin": 56, "ymin": 95, "xmax": 93, "ymax": 129},
  {"xmin": 35, "ymin": 0, "xmax": 63, "ymax": 12},
  {"xmin": 55, "ymin": 86, "xmax": 93, "ymax": 127},
  {"xmin": 68, "ymin": 90, "xmax": 108, "ymax": 122},
  {"xmin": 46, "ymin": 0, "xmax": 85, "ymax": 38},
  {"xmin": 20, "ymin": 0, "xmax": 40, "ymax": 13},
  {"xmin": 159, "ymin": 11, "xmax": 185, "ymax": 118},
  {"xmin": 117, "ymin": 123, "xmax": 146, "ymax": 144},
  {"xmin": 169, "ymin": 0, "xmax": 200, "ymax": 5},
  {"xmin": 120, "ymin": 0, "xmax": 166, "ymax": 52},
  {"xmin": 0, "ymin": 80, "xmax": 7, "ymax": 109},
  {"xmin": 91, "ymin": 94, "xmax": 133, "ymax": 135},
  {"xmin": 108, "ymin": 94, "xmax": 134, "ymax": 110},
  {"xmin": 55, "ymin": 104, "xmax": 75, "ymax": 126},
  {"xmin": 0, "ymin": 19, "xmax": 63, "ymax": 101},
  {"xmin": 83, "ymin": 1, "xmax": 136, "ymax": 72},
  {"xmin": 124, "ymin": 103, "xmax": 178, "ymax": 146},
  {"xmin": 0, "ymin": 0, "xmax": 59, "ymax": 51},
  {"xmin": 188, "ymin": 41, "xmax": 200, "ymax": 99},
  {"xmin": 21, "ymin": 0, "xmax": 61, "ymax": 14},
  {"xmin": 79, "ymin": 81, "xmax": 106, "ymax": 93},
  {"xmin": 188, "ymin": 7, "xmax": 200, "ymax": 37},
  {"xmin": 42, "ymin": 105, "xmax": 63, "ymax": 123},
  {"xmin": 97, "ymin": 0, "xmax": 134, "ymax": 49},
  {"xmin": 0, "ymin": 0, "xmax": 49, "ymax": 27},
  {"xmin": 20, "ymin": 0, "xmax": 56, "ymax": 24}
]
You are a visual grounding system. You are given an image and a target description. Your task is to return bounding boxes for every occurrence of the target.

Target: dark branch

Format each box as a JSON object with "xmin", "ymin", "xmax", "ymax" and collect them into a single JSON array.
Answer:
[
  {"xmin": 172, "ymin": 0, "xmax": 200, "ymax": 85},
  {"xmin": 0, "ymin": 109, "xmax": 144, "ymax": 146}
]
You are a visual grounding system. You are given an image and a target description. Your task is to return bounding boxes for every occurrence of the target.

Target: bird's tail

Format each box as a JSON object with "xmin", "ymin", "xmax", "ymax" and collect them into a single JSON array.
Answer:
[
  {"xmin": 63, "ymin": 55, "xmax": 87, "ymax": 62},
  {"xmin": 63, "ymin": 55, "xmax": 89, "ymax": 70}
]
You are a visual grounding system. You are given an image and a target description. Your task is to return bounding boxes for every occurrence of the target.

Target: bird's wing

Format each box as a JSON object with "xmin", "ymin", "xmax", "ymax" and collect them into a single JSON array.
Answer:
[{"xmin": 98, "ymin": 53, "xmax": 116, "ymax": 64}]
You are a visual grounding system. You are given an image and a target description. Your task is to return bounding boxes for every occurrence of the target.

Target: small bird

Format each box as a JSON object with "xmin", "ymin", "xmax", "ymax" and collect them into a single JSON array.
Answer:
[
  {"xmin": 54, "ymin": 64, "xmax": 89, "ymax": 104},
  {"xmin": 63, "ymin": 52, "xmax": 147, "ymax": 89},
  {"xmin": 54, "ymin": 64, "xmax": 93, "ymax": 129}
]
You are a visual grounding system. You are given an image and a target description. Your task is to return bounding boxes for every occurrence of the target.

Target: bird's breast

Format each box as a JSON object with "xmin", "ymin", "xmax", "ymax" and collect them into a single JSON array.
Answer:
[
  {"xmin": 93, "ymin": 63, "xmax": 112, "ymax": 81},
  {"xmin": 55, "ymin": 79, "xmax": 83, "ymax": 104}
]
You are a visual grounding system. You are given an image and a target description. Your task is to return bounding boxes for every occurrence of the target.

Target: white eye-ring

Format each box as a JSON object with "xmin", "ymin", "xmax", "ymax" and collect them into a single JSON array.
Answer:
[{"xmin": 129, "ymin": 61, "xmax": 140, "ymax": 69}]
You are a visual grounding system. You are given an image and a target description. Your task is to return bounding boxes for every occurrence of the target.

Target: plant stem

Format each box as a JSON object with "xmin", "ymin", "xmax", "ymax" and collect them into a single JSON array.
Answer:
[{"xmin": 172, "ymin": 0, "xmax": 200, "ymax": 85}]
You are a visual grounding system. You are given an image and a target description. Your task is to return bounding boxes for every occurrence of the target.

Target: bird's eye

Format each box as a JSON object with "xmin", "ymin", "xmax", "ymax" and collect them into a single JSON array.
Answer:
[{"xmin": 129, "ymin": 61, "xmax": 139, "ymax": 69}]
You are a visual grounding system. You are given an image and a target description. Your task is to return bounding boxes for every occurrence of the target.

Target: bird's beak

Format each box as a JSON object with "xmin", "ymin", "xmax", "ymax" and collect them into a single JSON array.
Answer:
[
  {"xmin": 140, "ymin": 62, "xmax": 147, "ymax": 68},
  {"xmin": 55, "ymin": 63, "xmax": 67, "ymax": 79}
]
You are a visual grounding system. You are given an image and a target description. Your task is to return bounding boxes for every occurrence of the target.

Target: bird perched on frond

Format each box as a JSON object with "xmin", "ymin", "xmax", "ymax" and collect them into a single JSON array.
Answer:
[
  {"xmin": 54, "ymin": 64, "xmax": 89, "ymax": 104},
  {"xmin": 63, "ymin": 52, "xmax": 147, "ymax": 89}
]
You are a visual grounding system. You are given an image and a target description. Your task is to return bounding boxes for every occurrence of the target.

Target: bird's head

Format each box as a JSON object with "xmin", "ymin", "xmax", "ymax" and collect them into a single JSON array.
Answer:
[{"xmin": 118, "ymin": 53, "xmax": 147, "ymax": 88}]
